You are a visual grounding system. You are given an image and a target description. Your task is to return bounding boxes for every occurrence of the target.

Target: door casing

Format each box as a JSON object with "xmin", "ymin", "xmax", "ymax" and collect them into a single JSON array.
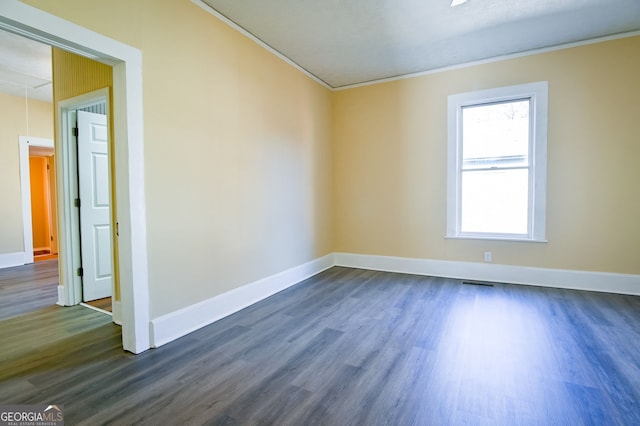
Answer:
[
  {"xmin": 58, "ymin": 92, "xmax": 115, "ymax": 309},
  {"xmin": 0, "ymin": 0, "xmax": 150, "ymax": 353},
  {"xmin": 18, "ymin": 136, "xmax": 54, "ymax": 265}
]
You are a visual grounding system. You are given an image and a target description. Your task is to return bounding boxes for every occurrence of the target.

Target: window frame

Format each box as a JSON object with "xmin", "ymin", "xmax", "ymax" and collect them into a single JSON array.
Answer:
[{"xmin": 446, "ymin": 81, "xmax": 548, "ymax": 242}]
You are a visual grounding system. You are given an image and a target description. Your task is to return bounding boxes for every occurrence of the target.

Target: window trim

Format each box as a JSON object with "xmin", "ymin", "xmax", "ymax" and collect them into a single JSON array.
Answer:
[{"xmin": 446, "ymin": 81, "xmax": 548, "ymax": 242}]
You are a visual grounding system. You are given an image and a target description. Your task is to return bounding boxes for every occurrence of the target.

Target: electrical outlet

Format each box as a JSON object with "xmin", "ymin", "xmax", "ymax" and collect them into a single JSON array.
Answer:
[{"xmin": 484, "ymin": 251, "xmax": 492, "ymax": 262}]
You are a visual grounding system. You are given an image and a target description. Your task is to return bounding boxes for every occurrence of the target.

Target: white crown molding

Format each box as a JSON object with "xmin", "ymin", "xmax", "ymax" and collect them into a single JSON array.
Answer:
[
  {"xmin": 189, "ymin": 2, "xmax": 640, "ymax": 92},
  {"xmin": 191, "ymin": 0, "xmax": 332, "ymax": 90},
  {"xmin": 334, "ymin": 31, "xmax": 640, "ymax": 91}
]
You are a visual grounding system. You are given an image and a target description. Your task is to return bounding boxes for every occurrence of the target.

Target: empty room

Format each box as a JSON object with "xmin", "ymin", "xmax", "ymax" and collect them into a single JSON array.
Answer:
[{"xmin": 1, "ymin": 0, "xmax": 639, "ymax": 424}]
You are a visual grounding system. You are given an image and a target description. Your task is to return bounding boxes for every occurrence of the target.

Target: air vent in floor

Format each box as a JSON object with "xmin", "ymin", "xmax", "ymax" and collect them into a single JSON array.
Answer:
[{"xmin": 462, "ymin": 280, "xmax": 494, "ymax": 287}]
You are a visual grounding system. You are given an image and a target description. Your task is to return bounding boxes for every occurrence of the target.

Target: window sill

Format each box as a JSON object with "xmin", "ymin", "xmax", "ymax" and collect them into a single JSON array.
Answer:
[{"xmin": 445, "ymin": 234, "xmax": 548, "ymax": 243}]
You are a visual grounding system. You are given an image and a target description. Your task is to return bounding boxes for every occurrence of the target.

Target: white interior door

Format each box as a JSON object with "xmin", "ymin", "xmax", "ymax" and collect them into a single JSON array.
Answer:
[{"xmin": 77, "ymin": 110, "xmax": 113, "ymax": 301}]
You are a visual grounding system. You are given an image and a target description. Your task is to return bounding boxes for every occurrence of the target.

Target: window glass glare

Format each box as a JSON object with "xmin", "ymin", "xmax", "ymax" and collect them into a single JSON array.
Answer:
[
  {"xmin": 462, "ymin": 100, "xmax": 530, "ymax": 169},
  {"xmin": 461, "ymin": 169, "xmax": 529, "ymax": 234}
]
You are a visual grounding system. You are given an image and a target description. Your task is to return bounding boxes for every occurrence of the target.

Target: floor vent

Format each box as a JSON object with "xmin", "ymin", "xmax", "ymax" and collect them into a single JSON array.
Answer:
[{"xmin": 462, "ymin": 280, "xmax": 494, "ymax": 287}]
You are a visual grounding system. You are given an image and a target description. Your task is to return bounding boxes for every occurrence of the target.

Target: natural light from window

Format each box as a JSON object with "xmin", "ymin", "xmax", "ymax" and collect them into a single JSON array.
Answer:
[
  {"xmin": 446, "ymin": 81, "xmax": 548, "ymax": 242},
  {"xmin": 461, "ymin": 100, "xmax": 530, "ymax": 234}
]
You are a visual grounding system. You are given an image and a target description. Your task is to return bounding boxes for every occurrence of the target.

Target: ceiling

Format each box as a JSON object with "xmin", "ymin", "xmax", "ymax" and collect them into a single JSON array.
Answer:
[
  {"xmin": 198, "ymin": 0, "xmax": 640, "ymax": 89},
  {"xmin": 1, "ymin": 1, "xmax": 638, "ymax": 99},
  {"xmin": 0, "ymin": 28, "xmax": 52, "ymax": 103}
]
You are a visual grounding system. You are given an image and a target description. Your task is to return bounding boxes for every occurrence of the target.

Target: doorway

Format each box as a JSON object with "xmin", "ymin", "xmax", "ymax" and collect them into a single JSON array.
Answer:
[
  {"xmin": 29, "ymin": 147, "xmax": 58, "ymax": 262},
  {"xmin": 57, "ymin": 92, "xmax": 114, "ymax": 315},
  {"xmin": 19, "ymin": 136, "xmax": 56, "ymax": 265},
  {"xmin": 1, "ymin": 0, "xmax": 150, "ymax": 353}
]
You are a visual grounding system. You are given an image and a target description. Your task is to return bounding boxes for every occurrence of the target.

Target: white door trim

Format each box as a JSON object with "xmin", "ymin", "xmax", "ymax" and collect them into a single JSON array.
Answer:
[
  {"xmin": 58, "ymin": 91, "xmax": 110, "ymax": 308},
  {"xmin": 19, "ymin": 136, "xmax": 54, "ymax": 266},
  {"xmin": 0, "ymin": 0, "xmax": 150, "ymax": 353}
]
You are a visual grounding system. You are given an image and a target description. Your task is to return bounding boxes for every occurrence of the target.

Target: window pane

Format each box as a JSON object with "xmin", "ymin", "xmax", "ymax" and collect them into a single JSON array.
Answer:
[
  {"xmin": 461, "ymin": 169, "xmax": 529, "ymax": 234},
  {"xmin": 462, "ymin": 100, "xmax": 530, "ymax": 169}
]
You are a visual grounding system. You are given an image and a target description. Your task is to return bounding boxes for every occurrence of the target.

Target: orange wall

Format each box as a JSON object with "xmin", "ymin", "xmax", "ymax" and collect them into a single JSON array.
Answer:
[{"xmin": 29, "ymin": 156, "xmax": 50, "ymax": 250}]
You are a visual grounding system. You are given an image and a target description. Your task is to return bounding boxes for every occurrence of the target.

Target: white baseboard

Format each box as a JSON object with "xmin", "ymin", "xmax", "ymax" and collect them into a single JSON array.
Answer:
[
  {"xmin": 112, "ymin": 300, "xmax": 122, "ymax": 325},
  {"xmin": 150, "ymin": 254, "xmax": 335, "ymax": 348},
  {"xmin": 57, "ymin": 285, "xmax": 66, "ymax": 306},
  {"xmin": 149, "ymin": 251, "xmax": 639, "ymax": 349},
  {"xmin": 0, "ymin": 252, "xmax": 25, "ymax": 269},
  {"xmin": 334, "ymin": 252, "xmax": 640, "ymax": 296}
]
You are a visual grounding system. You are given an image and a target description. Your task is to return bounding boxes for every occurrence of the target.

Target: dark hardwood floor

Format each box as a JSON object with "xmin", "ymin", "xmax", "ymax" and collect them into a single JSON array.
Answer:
[
  {"xmin": 1, "ymin": 263, "xmax": 640, "ymax": 425},
  {"xmin": 0, "ymin": 259, "xmax": 60, "ymax": 320},
  {"xmin": 84, "ymin": 296, "xmax": 113, "ymax": 313}
]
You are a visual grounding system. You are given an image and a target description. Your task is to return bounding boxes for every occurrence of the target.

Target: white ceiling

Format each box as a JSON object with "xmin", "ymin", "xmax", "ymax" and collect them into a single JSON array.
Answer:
[
  {"xmin": 1, "ymin": 1, "xmax": 637, "ymax": 99},
  {"xmin": 198, "ymin": 0, "xmax": 640, "ymax": 88},
  {"xmin": 0, "ymin": 29, "xmax": 52, "ymax": 103}
]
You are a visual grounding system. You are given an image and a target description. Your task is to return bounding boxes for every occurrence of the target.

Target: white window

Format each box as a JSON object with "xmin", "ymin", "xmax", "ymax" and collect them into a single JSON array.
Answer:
[{"xmin": 446, "ymin": 82, "xmax": 548, "ymax": 242}]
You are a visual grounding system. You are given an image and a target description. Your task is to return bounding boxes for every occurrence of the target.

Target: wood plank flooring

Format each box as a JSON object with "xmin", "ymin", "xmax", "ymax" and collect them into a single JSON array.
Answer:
[
  {"xmin": 84, "ymin": 297, "xmax": 113, "ymax": 312},
  {"xmin": 0, "ymin": 259, "xmax": 60, "ymax": 320},
  {"xmin": 1, "ymin": 264, "xmax": 640, "ymax": 424}
]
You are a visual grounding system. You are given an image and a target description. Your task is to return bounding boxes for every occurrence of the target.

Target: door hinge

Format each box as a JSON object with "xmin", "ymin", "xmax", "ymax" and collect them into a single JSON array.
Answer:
[
  {"xmin": 50, "ymin": 236, "xmax": 54, "ymax": 241},
  {"xmin": 72, "ymin": 127, "xmax": 79, "ymax": 137},
  {"xmin": 77, "ymin": 267, "xmax": 84, "ymax": 277},
  {"xmin": 46, "ymin": 163, "xmax": 50, "ymax": 170},
  {"xmin": 75, "ymin": 198, "xmax": 81, "ymax": 208}
]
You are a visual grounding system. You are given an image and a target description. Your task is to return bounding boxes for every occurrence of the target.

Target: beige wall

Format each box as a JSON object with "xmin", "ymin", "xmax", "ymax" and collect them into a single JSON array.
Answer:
[
  {"xmin": 0, "ymin": 92, "xmax": 53, "ymax": 254},
  {"xmin": 22, "ymin": 0, "xmax": 334, "ymax": 318},
  {"xmin": 333, "ymin": 36, "xmax": 640, "ymax": 275},
  {"xmin": 18, "ymin": 0, "xmax": 638, "ymax": 322}
]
